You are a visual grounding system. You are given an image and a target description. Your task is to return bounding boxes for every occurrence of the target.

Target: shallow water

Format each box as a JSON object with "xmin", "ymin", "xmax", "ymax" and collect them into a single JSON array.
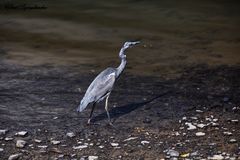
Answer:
[{"xmin": 0, "ymin": 0, "xmax": 240, "ymax": 77}]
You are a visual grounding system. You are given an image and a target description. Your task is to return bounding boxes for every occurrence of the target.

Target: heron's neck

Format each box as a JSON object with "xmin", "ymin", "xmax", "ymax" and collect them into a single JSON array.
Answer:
[{"xmin": 116, "ymin": 48, "xmax": 127, "ymax": 78}]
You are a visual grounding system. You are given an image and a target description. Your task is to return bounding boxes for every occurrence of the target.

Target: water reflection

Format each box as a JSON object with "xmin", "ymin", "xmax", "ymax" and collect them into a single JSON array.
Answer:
[{"xmin": 0, "ymin": 0, "xmax": 239, "ymax": 77}]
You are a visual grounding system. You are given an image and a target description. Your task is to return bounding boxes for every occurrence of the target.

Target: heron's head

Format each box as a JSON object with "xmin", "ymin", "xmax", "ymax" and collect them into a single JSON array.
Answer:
[{"xmin": 123, "ymin": 41, "xmax": 140, "ymax": 49}]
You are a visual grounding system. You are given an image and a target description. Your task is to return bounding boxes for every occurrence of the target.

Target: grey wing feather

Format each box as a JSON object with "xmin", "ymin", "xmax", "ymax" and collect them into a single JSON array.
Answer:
[{"xmin": 77, "ymin": 68, "xmax": 116, "ymax": 112}]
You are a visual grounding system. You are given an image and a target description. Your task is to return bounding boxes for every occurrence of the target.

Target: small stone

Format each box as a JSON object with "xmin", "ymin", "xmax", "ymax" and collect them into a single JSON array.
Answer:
[
  {"xmin": 196, "ymin": 110, "xmax": 203, "ymax": 113},
  {"xmin": 58, "ymin": 154, "xmax": 64, "ymax": 158},
  {"xmin": 167, "ymin": 149, "xmax": 179, "ymax": 157},
  {"xmin": 53, "ymin": 116, "xmax": 58, "ymax": 120},
  {"xmin": 195, "ymin": 132, "xmax": 205, "ymax": 136},
  {"xmin": 180, "ymin": 153, "xmax": 190, "ymax": 158},
  {"xmin": 208, "ymin": 154, "xmax": 224, "ymax": 160},
  {"xmin": 88, "ymin": 156, "xmax": 98, "ymax": 160},
  {"xmin": 123, "ymin": 137, "xmax": 138, "ymax": 142},
  {"xmin": 185, "ymin": 122, "xmax": 197, "ymax": 130},
  {"xmin": 16, "ymin": 140, "xmax": 27, "ymax": 148},
  {"xmin": 223, "ymin": 97, "xmax": 229, "ymax": 102},
  {"xmin": 99, "ymin": 145, "xmax": 104, "ymax": 148},
  {"xmin": 8, "ymin": 153, "xmax": 22, "ymax": 160},
  {"xmin": 37, "ymin": 145, "xmax": 48, "ymax": 148},
  {"xmin": 15, "ymin": 131, "xmax": 28, "ymax": 137},
  {"xmin": 5, "ymin": 137, "xmax": 13, "ymax": 141},
  {"xmin": 143, "ymin": 118, "xmax": 152, "ymax": 124},
  {"xmin": 141, "ymin": 141, "xmax": 150, "ymax": 145},
  {"xmin": 71, "ymin": 154, "xmax": 76, "ymax": 157},
  {"xmin": 197, "ymin": 124, "xmax": 206, "ymax": 128},
  {"xmin": 89, "ymin": 143, "xmax": 94, "ymax": 146},
  {"xmin": 51, "ymin": 140, "xmax": 61, "ymax": 145},
  {"xmin": 213, "ymin": 118, "xmax": 218, "ymax": 122},
  {"xmin": 39, "ymin": 148, "xmax": 47, "ymax": 153},
  {"xmin": 182, "ymin": 117, "xmax": 187, "ymax": 120},
  {"xmin": 190, "ymin": 151, "xmax": 199, "ymax": 156},
  {"xmin": 175, "ymin": 132, "xmax": 180, "ymax": 136},
  {"xmin": 34, "ymin": 139, "xmax": 42, "ymax": 143},
  {"xmin": 0, "ymin": 129, "xmax": 8, "ymax": 135},
  {"xmin": 73, "ymin": 145, "xmax": 88, "ymax": 149},
  {"xmin": 0, "ymin": 148, "xmax": 3, "ymax": 152},
  {"xmin": 190, "ymin": 117, "xmax": 198, "ymax": 120},
  {"xmin": 110, "ymin": 143, "xmax": 119, "ymax": 147},
  {"xmin": 229, "ymin": 139, "xmax": 237, "ymax": 143},
  {"xmin": 223, "ymin": 132, "xmax": 232, "ymax": 136},
  {"xmin": 49, "ymin": 147, "xmax": 62, "ymax": 153},
  {"xmin": 212, "ymin": 122, "xmax": 219, "ymax": 127},
  {"xmin": 231, "ymin": 119, "xmax": 239, "ymax": 123},
  {"xmin": 209, "ymin": 143, "xmax": 216, "ymax": 146},
  {"xmin": 66, "ymin": 132, "xmax": 75, "ymax": 138}
]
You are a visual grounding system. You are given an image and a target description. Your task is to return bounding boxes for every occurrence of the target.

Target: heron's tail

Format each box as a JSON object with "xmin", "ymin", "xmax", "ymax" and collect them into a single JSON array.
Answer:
[{"xmin": 76, "ymin": 99, "xmax": 88, "ymax": 112}]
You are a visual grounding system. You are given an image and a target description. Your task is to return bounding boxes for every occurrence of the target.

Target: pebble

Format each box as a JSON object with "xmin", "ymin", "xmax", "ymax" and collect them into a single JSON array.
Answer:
[
  {"xmin": 212, "ymin": 122, "xmax": 219, "ymax": 127},
  {"xmin": 167, "ymin": 149, "xmax": 179, "ymax": 157},
  {"xmin": 0, "ymin": 129, "xmax": 8, "ymax": 135},
  {"xmin": 0, "ymin": 148, "xmax": 3, "ymax": 152},
  {"xmin": 37, "ymin": 145, "xmax": 48, "ymax": 148},
  {"xmin": 190, "ymin": 117, "xmax": 198, "ymax": 120},
  {"xmin": 180, "ymin": 153, "xmax": 190, "ymax": 158},
  {"xmin": 5, "ymin": 137, "xmax": 13, "ymax": 141},
  {"xmin": 34, "ymin": 139, "xmax": 42, "ymax": 143},
  {"xmin": 123, "ymin": 137, "xmax": 138, "ymax": 142},
  {"xmin": 51, "ymin": 140, "xmax": 61, "ymax": 145},
  {"xmin": 71, "ymin": 154, "xmax": 77, "ymax": 157},
  {"xmin": 195, "ymin": 132, "xmax": 205, "ymax": 136},
  {"xmin": 196, "ymin": 110, "xmax": 203, "ymax": 113},
  {"xmin": 223, "ymin": 132, "xmax": 232, "ymax": 136},
  {"xmin": 141, "ymin": 141, "xmax": 150, "ymax": 145},
  {"xmin": 175, "ymin": 132, "xmax": 180, "ymax": 136},
  {"xmin": 197, "ymin": 123, "xmax": 206, "ymax": 128},
  {"xmin": 231, "ymin": 119, "xmax": 238, "ymax": 123},
  {"xmin": 229, "ymin": 139, "xmax": 237, "ymax": 143},
  {"xmin": 110, "ymin": 143, "xmax": 119, "ymax": 147},
  {"xmin": 50, "ymin": 147, "xmax": 62, "ymax": 153},
  {"xmin": 143, "ymin": 118, "xmax": 152, "ymax": 124},
  {"xmin": 88, "ymin": 156, "xmax": 98, "ymax": 160},
  {"xmin": 58, "ymin": 154, "xmax": 64, "ymax": 158},
  {"xmin": 15, "ymin": 131, "xmax": 28, "ymax": 137},
  {"xmin": 73, "ymin": 145, "xmax": 88, "ymax": 150},
  {"xmin": 213, "ymin": 118, "xmax": 218, "ymax": 122},
  {"xmin": 8, "ymin": 153, "xmax": 22, "ymax": 160},
  {"xmin": 223, "ymin": 97, "xmax": 229, "ymax": 102},
  {"xmin": 66, "ymin": 132, "xmax": 76, "ymax": 138},
  {"xmin": 16, "ymin": 140, "xmax": 27, "ymax": 148},
  {"xmin": 190, "ymin": 151, "xmax": 199, "ymax": 156},
  {"xmin": 99, "ymin": 145, "xmax": 104, "ymax": 148},
  {"xmin": 185, "ymin": 122, "xmax": 197, "ymax": 130},
  {"xmin": 208, "ymin": 154, "xmax": 224, "ymax": 160}
]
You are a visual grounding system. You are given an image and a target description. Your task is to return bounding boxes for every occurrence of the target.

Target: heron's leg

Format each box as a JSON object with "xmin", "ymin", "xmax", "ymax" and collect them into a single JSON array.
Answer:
[
  {"xmin": 105, "ymin": 93, "xmax": 113, "ymax": 125},
  {"xmin": 88, "ymin": 103, "xmax": 96, "ymax": 124}
]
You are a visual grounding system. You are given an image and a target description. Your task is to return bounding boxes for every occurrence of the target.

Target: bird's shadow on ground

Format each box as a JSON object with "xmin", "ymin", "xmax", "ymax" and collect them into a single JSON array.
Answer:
[{"xmin": 91, "ymin": 91, "xmax": 171, "ymax": 123}]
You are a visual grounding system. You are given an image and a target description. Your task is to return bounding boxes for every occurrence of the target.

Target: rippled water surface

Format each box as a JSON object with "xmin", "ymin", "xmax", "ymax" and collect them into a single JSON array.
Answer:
[{"xmin": 0, "ymin": 0, "xmax": 240, "ymax": 77}]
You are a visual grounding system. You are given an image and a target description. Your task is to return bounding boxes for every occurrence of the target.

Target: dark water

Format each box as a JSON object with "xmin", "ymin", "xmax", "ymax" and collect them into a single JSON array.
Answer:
[{"xmin": 0, "ymin": 0, "xmax": 240, "ymax": 77}]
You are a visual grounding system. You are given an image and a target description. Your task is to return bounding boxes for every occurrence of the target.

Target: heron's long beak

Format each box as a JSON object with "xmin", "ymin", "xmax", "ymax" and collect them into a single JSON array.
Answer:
[{"xmin": 132, "ymin": 41, "xmax": 140, "ymax": 45}]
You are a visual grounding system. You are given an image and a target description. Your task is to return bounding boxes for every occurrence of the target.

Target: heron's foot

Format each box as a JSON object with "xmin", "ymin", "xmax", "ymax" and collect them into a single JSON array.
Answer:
[
  {"xmin": 87, "ymin": 118, "xmax": 91, "ymax": 125},
  {"xmin": 87, "ymin": 119, "xmax": 100, "ymax": 125},
  {"xmin": 107, "ymin": 121, "xmax": 117, "ymax": 129},
  {"xmin": 108, "ymin": 121, "xmax": 114, "ymax": 127}
]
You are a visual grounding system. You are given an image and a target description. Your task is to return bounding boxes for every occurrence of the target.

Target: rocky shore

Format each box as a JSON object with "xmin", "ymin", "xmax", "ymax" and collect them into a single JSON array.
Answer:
[{"xmin": 0, "ymin": 62, "xmax": 239, "ymax": 159}]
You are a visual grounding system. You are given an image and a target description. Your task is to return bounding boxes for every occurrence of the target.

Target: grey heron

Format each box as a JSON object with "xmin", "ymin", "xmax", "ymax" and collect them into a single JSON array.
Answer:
[{"xmin": 77, "ymin": 41, "xmax": 140, "ymax": 125}]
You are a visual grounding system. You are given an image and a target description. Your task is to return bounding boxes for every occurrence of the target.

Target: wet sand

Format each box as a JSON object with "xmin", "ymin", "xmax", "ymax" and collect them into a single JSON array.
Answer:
[{"xmin": 0, "ymin": 61, "xmax": 239, "ymax": 159}]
